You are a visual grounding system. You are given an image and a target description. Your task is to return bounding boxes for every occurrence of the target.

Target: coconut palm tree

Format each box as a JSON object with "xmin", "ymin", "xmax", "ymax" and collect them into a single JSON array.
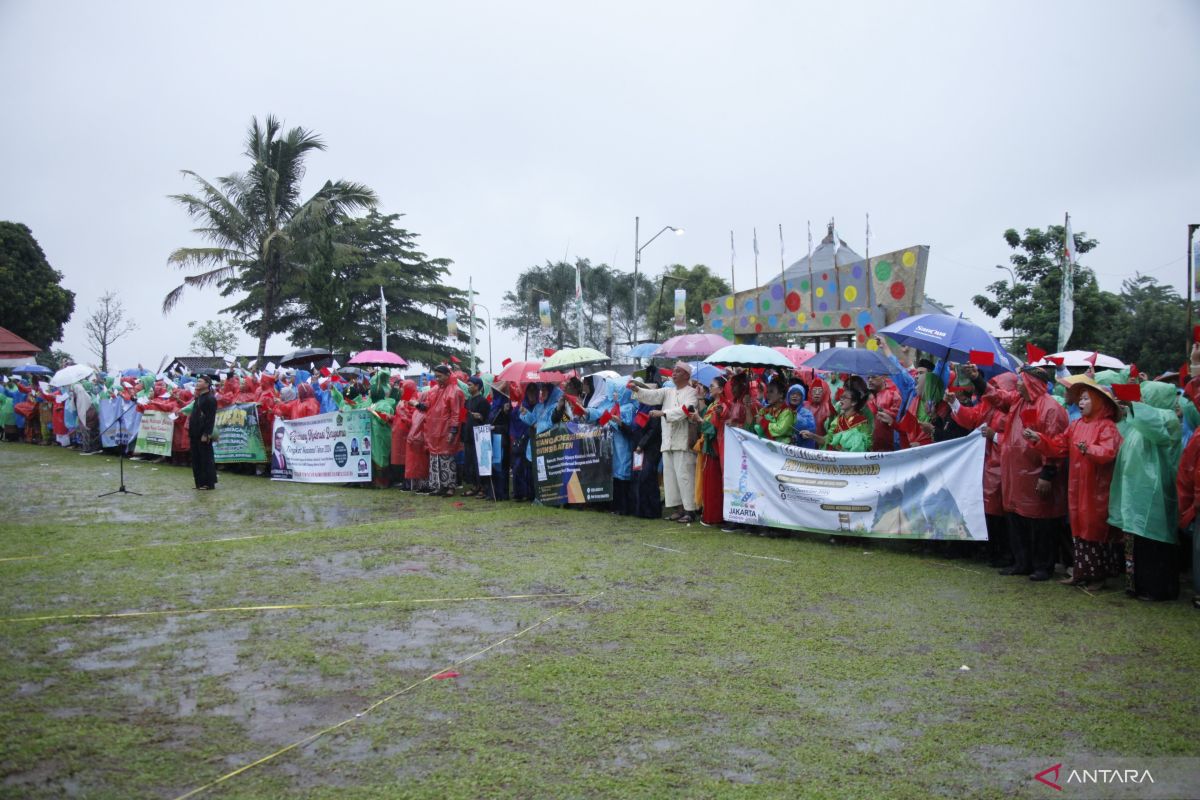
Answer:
[{"xmin": 163, "ymin": 115, "xmax": 377, "ymax": 360}]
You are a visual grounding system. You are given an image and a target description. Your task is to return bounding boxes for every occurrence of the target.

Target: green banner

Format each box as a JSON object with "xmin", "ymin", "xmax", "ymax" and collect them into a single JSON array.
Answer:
[
  {"xmin": 213, "ymin": 402, "xmax": 266, "ymax": 463},
  {"xmin": 134, "ymin": 410, "xmax": 173, "ymax": 457}
]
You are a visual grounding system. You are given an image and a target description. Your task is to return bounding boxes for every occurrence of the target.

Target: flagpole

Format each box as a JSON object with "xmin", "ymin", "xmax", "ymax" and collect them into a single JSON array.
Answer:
[
  {"xmin": 865, "ymin": 213, "xmax": 872, "ymax": 310},
  {"xmin": 1188, "ymin": 224, "xmax": 1198, "ymax": 360},
  {"xmin": 778, "ymin": 223, "xmax": 787, "ymax": 316},
  {"xmin": 806, "ymin": 220, "xmax": 814, "ymax": 313},
  {"xmin": 380, "ymin": 285, "xmax": 387, "ymax": 351},
  {"xmin": 730, "ymin": 230, "xmax": 736, "ymax": 295},
  {"xmin": 753, "ymin": 227, "xmax": 759, "ymax": 290},
  {"xmin": 575, "ymin": 260, "xmax": 584, "ymax": 347},
  {"xmin": 468, "ymin": 277, "xmax": 476, "ymax": 373}
]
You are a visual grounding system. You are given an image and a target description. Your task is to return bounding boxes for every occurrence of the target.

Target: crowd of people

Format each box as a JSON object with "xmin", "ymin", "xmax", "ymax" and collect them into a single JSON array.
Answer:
[{"xmin": 3, "ymin": 337, "xmax": 1197, "ymax": 607}]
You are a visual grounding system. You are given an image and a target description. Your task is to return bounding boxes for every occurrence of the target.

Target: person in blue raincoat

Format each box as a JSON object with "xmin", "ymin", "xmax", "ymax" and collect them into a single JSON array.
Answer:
[
  {"xmin": 786, "ymin": 384, "xmax": 817, "ymax": 448},
  {"xmin": 519, "ymin": 383, "xmax": 563, "ymax": 500}
]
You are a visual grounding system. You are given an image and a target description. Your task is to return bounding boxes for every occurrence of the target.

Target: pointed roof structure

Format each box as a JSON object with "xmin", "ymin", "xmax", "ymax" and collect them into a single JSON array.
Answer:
[
  {"xmin": 0, "ymin": 326, "xmax": 41, "ymax": 368},
  {"xmin": 782, "ymin": 220, "xmax": 863, "ymax": 284}
]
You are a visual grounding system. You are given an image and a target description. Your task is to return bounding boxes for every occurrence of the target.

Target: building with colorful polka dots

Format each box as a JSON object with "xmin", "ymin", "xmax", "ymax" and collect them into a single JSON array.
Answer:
[{"xmin": 702, "ymin": 222, "xmax": 930, "ymax": 350}]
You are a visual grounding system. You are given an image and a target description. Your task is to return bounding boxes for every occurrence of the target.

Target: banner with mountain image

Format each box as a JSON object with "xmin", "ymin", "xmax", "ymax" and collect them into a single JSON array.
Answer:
[{"xmin": 722, "ymin": 427, "xmax": 987, "ymax": 540}]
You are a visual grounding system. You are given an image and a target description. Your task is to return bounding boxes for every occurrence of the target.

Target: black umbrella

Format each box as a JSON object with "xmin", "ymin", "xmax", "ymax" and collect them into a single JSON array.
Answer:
[
  {"xmin": 280, "ymin": 348, "xmax": 331, "ymax": 367},
  {"xmin": 336, "ymin": 366, "xmax": 367, "ymax": 377}
]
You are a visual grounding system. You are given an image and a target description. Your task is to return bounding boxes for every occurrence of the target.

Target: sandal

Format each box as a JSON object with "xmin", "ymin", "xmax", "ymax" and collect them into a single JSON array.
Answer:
[
  {"xmin": 1058, "ymin": 576, "xmax": 1082, "ymax": 586},
  {"xmin": 666, "ymin": 511, "xmax": 684, "ymax": 522},
  {"xmin": 677, "ymin": 513, "xmax": 695, "ymax": 524},
  {"xmin": 440, "ymin": 488, "xmax": 456, "ymax": 498}
]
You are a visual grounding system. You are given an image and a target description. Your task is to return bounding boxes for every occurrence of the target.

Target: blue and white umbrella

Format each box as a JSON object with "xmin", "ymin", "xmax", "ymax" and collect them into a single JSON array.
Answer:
[
  {"xmin": 12, "ymin": 364, "xmax": 51, "ymax": 375},
  {"xmin": 879, "ymin": 313, "xmax": 1013, "ymax": 374}
]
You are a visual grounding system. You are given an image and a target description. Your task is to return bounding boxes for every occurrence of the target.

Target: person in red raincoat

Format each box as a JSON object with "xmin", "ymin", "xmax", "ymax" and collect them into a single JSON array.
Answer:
[
  {"xmin": 1024, "ymin": 377, "xmax": 1123, "ymax": 589},
  {"xmin": 405, "ymin": 395, "xmax": 430, "ymax": 492},
  {"xmin": 805, "ymin": 376, "xmax": 836, "ymax": 439},
  {"xmin": 948, "ymin": 368, "xmax": 1016, "ymax": 566},
  {"xmin": 275, "ymin": 382, "xmax": 320, "ymax": 420},
  {"xmin": 419, "ymin": 365, "xmax": 463, "ymax": 496},
  {"xmin": 390, "ymin": 379, "xmax": 418, "ymax": 487},
  {"xmin": 865, "ymin": 373, "xmax": 902, "ymax": 451},
  {"xmin": 983, "ymin": 366, "xmax": 1069, "ymax": 581}
]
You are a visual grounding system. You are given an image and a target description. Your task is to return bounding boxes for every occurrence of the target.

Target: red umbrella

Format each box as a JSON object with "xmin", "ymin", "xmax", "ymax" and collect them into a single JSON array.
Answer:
[
  {"xmin": 772, "ymin": 347, "xmax": 816, "ymax": 368},
  {"xmin": 349, "ymin": 350, "xmax": 408, "ymax": 367},
  {"xmin": 496, "ymin": 359, "xmax": 565, "ymax": 384}
]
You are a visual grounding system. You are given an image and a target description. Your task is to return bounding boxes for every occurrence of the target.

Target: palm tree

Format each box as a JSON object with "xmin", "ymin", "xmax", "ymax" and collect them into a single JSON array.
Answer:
[{"xmin": 163, "ymin": 115, "xmax": 377, "ymax": 360}]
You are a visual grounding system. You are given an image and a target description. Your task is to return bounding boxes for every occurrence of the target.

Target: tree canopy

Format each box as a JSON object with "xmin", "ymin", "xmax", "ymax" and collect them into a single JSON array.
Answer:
[
  {"xmin": 972, "ymin": 226, "xmax": 1186, "ymax": 376},
  {"xmin": 165, "ymin": 115, "xmax": 377, "ymax": 360},
  {"xmin": 643, "ymin": 263, "xmax": 732, "ymax": 341},
  {"xmin": 0, "ymin": 221, "xmax": 75, "ymax": 349}
]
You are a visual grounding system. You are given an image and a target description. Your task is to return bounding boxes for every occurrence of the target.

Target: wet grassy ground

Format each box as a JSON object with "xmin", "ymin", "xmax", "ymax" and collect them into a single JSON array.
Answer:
[{"xmin": 1, "ymin": 443, "xmax": 1198, "ymax": 799}]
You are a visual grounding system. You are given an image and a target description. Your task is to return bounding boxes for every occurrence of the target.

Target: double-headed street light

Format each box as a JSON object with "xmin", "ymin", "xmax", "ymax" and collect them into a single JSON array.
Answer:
[{"xmin": 633, "ymin": 217, "xmax": 683, "ymax": 345}]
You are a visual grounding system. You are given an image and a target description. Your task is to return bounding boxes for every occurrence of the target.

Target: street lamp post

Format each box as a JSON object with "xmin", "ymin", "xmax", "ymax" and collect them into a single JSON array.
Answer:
[
  {"xmin": 996, "ymin": 265, "xmax": 1019, "ymax": 339},
  {"xmin": 473, "ymin": 302, "xmax": 493, "ymax": 373},
  {"xmin": 653, "ymin": 273, "xmax": 687, "ymax": 341},
  {"xmin": 633, "ymin": 217, "xmax": 683, "ymax": 346}
]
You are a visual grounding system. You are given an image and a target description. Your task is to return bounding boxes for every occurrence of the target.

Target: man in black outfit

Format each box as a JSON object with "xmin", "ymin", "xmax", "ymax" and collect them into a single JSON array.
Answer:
[{"xmin": 190, "ymin": 374, "xmax": 218, "ymax": 490}]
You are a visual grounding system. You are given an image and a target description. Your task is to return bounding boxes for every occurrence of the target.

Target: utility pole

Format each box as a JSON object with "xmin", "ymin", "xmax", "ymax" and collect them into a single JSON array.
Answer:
[
  {"xmin": 380, "ymin": 285, "xmax": 387, "ymax": 351},
  {"xmin": 468, "ymin": 277, "xmax": 476, "ymax": 374}
]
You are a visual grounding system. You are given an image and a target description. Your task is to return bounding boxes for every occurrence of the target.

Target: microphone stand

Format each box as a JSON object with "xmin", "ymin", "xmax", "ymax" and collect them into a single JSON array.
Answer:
[{"xmin": 99, "ymin": 398, "xmax": 143, "ymax": 497}]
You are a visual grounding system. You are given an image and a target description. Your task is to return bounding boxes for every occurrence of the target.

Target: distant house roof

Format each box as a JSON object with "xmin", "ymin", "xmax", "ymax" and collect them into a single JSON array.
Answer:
[
  {"xmin": 0, "ymin": 326, "xmax": 41, "ymax": 359},
  {"xmin": 165, "ymin": 355, "xmax": 286, "ymax": 374}
]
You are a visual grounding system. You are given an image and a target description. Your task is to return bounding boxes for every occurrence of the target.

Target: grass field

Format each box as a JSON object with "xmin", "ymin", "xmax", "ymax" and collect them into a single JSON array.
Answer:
[{"xmin": 1, "ymin": 444, "xmax": 1198, "ymax": 799}]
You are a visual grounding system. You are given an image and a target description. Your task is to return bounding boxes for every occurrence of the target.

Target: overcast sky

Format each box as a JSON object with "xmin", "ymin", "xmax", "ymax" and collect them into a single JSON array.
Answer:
[{"xmin": 2, "ymin": 0, "xmax": 1197, "ymax": 371}]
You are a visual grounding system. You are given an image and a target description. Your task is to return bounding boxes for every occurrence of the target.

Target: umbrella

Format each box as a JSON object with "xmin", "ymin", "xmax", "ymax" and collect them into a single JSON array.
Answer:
[
  {"xmin": 704, "ymin": 344, "xmax": 795, "ymax": 369},
  {"xmin": 772, "ymin": 347, "xmax": 817, "ymax": 368},
  {"xmin": 12, "ymin": 364, "xmax": 51, "ymax": 375},
  {"xmin": 879, "ymin": 314, "xmax": 1012, "ymax": 372},
  {"xmin": 49, "ymin": 364, "xmax": 95, "ymax": 387},
  {"xmin": 802, "ymin": 347, "xmax": 895, "ymax": 376},
  {"xmin": 336, "ymin": 366, "xmax": 368, "ymax": 377},
  {"xmin": 1041, "ymin": 350, "xmax": 1126, "ymax": 370},
  {"xmin": 688, "ymin": 361, "xmax": 724, "ymax": 386},
  {"xmin": 627, "ymin": 343, "xmax": 662, "ymax": 359},
  {"xmin": 654, "ymin": 333, "xmax": 730, "ymax": 359},
  {"xmin": 496, "ymin": 360, "xmax": 565, "ymax": 385},
  {"xmin": 539, "ymin": 347, "xmax": 610, "ymax": 371},
  {"xmin": 280, "ymin": 348, "xmax": 331, "ymax": 367},
  {"xmin": 349, "ymin": 350, "xmax": 408, "ymax": 367}
]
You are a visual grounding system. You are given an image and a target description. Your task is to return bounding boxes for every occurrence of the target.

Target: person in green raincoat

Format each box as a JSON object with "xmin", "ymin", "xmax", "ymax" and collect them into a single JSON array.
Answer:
[
  {"xmin": 367, "ymin": 370, "xmax": 396, "ymax": 486},
  {"xmin": 0, "ymin": 383, "xmax": 15, "ymax": 441},
  {"xmin": 1108, "ymin": 380, "xmax": 1182, "ymax": 600}
]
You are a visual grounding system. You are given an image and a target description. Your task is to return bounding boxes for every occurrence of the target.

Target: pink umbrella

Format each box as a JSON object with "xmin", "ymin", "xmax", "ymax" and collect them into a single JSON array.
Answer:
[
  {"xmin": 349, "ymin": 350, "xmax": 408, "ymax": 367},
  {"xmin": 772, "ymin": 347, "xmax": 816, "ymax": 368},
  {"xmin": 496, "ymin": 360, "xmax": 565, "ymax": 385},
  {"xmin": 654, "ymin": 333, "xmax": 731, "ymax": 359}
]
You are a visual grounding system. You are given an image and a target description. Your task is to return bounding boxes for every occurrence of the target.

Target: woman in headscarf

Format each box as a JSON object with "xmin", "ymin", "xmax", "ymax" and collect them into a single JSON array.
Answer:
[
  {"xmin": 753, "ymin": 379, "xmax": 795, "ymax": 442},
  {"xmin": 485, "ymin": 379, "xmax": 512, "ymax": 500},
  {"xmin": 461, "ymin": 376, "xmax": 491, "ymax": 497},
  {"xmin": 806, "ymin": 376, "xmax": 836, "ymax": 440},
  {"xmin": 1108, "ymin": 380, "xmax": 1182, "ymax": 600},
  {"xmin": 1025, "ymin": 377, "xmax": 1123, "ymax": 590},
  {"xmin": 695, "ymin": 375, "xmax": 730, "ymax": 527},
  {"xmin": 608, "ymin": 385, "xmax": 640, "ymax": 516},
  {"xmin": 801, "ymin": 382, "xmax": 872, "ymax": 452},
  {"xmin": 508, "ymin": 383, "xmax": 538, "ymax": 502},
  {"xmin": 391, "ymin": 379, "xmax": 418, "ymax": 488},
  {"xmin": 786, "ymin": 384, "xmax": 817, "ymax": 448},
  {"xmin": 632, "ymin": 384, "xmax": 663, "ymax": 519}
]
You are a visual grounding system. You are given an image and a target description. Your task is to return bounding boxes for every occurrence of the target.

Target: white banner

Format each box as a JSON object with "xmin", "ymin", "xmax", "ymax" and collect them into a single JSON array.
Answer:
[
  {"xmin": 722, "ymin": 427, "xmax": 987, "ymax": 540},
  {"xmin": 474, "ymin": 423, "xmax": 493, "ymax": 477},
  {"xmin": 98, "ymin": 397, "xmax": 140, "ymax": 448},
  {"xmin": 270, "ymin": 409, "xmax": 373, "ymax": 483}
]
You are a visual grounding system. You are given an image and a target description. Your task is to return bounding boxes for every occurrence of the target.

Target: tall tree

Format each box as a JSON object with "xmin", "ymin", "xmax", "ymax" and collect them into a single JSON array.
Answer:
[
  {"xmin": 644, "ymin": 264, "xmax": 732, "ymax": 340},
  {"xmin": 0, "ymin": 222, "xmax": 75, "ymax": 349},
  {"xmin": 972, "ymin": 226, "xmax": 1119, "ymax": 353},
  {"xmin": 1107, "ymin": 274, "xmax": 1188, "ymax": 377},
  {"xmin": 164, "ymin": 115, "xmax": 377, "ymax": 360},
  {"xmin": 84, "ymin": 291, "xmax": 137, "ymax": 372},
  {"xmin": 276, "ymin": 212, "xmax": 468, "ymax": 364},
  {"xmin": 499, "ymin": 258, "xmax": 652, "ymax": 354},
  {"xmin": 187, "ymin": 318, "xmax": 240, "ymax": 357}
]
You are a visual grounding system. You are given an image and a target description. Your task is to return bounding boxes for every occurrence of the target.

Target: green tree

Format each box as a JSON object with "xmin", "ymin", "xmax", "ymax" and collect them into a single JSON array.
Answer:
[
  {"xmin": 276, "ymin": 212, "xmax": 468, "ymax": 364},
  {"xmin": 187, "ymin": 318, "xmax": 240, "ymax": 357},
  {"xmin": 644, "ymin": 264, "xmax": 732, "ymax": 340},
  {"xmin": 498, "ymin": 259, "xmax": 653, "ymax": 355},
  {"xmin": 35, "ymin": 349, "xmax": 73, "ymax": 371},
  {"xmin": 972, "ymin": 226, "xmax": 1120, "ymax": 353},
  {"xmin": 1107, "ymin": 274, "xmax": 1188, "ymax": 377},
  {"xmin": 0, "ymin": 222, "xmax": 75, "ymax": 349},
  {"xmin": 164, "ymin": 115, "xmax": 377, "ymax": 361}
]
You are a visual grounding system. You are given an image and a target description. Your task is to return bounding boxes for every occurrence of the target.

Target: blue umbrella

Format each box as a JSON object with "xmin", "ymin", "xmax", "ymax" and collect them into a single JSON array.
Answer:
[
  {"xmin": 627, "ymin": 342, "xmax": 662, "ymax": 359},
  {"xmin": 12, "ymin": 364, "xmax": 51, "ymax": 375},
  {"xmin": 121, "ymin": 368, "xmax": 146, "ymax": 378},
  {"xmin": 687, "ymin": 361, "xmax": 723, "ymax": 386},
  {"xmin": 879, "ymin": 314, "xmax": 1013, "ymax": 374},
  {"xmin": 803, "ymin": 347, "xmax": 895, "ymax": 376}
]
